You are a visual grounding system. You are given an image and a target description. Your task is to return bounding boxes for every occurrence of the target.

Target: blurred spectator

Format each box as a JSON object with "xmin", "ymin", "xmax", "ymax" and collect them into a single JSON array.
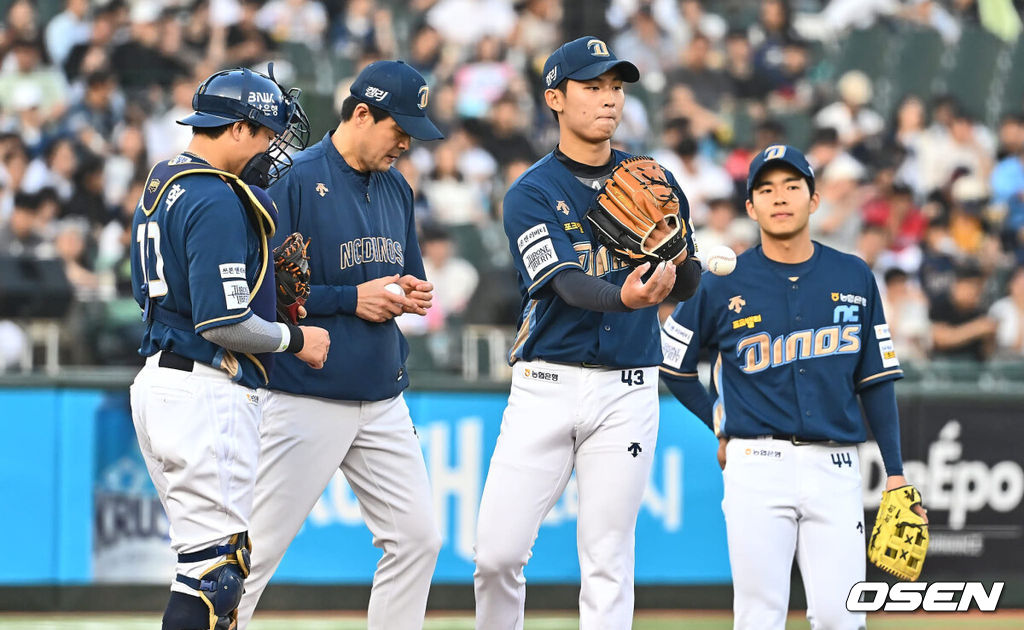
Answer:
[
  {"xmin": 0, "ymin": 39, "xmax": 69, "ymax": 125},
  {"xmin": 144, "ymin": 74, "xmax": 195, "ymax": 162},
  {"xmin": 854, "ymin": 223, "xmax": 889, "ymax": 286},
  {"xmin": 613, "ymin": 6, "xmax": 678, "ymax": 88},
  {"xmin": 45, "ymin": 0, "xmax": 91, "ymax": 68},
  {"xmin": 63, "ymin": 2, "xmax": 119, "ymax": 82},
  {"xmin": 422, "ymin": 141, "xmax": 487, "ymax": 225},
  {"xmin": 103, "ymin": 124, "xmax": 147, "ymax": 208},
  {"xmin": 64, "ymin": 70, "xmax": 123, "ymax": 156},
  {"xmin": 991, "ymin": 134, "xmax": 1024, "ymax": 255},
  {"xmin": 863, "ymin": 181, "xmax": 926, "ymax": 256},
  {"xmin": 654, "ymin": 133, "xmax": 732, "ymax": 225},
  {"xmin": 256, "ymin": 0, "xmax": 328, "ymax": 48},
  {"xmin": 692, "ymin": 197, "xmax": 757, "ymax": 254},
  {"xmin": 226, "ymin": 0, "xmax": 277, "ymax": 67},
  {"xmin": 509, "ymin": 0, "xmax": 562, "ymax": 64},
  {"xmin": 918, "ymin": 214, "xmax": 959, "ymax": 300},
  {"xmin": 0, "ymin": 192, "xmax": 47, "ymax": 257},
  {"xmin": 886, "ymin": 94, "xmax": 929, "ymax": 197},
  {"xmin": 420, "ymin": 223, "xmax": 479, "ymax": 320},
  {"xmin": 678, "ymin": 0, "xmax": 728, "ymax": 46},
  {"xmin": 476, "ymin": 94, "xmax": 537, "ymax": 169},
  {"xmin": 989, "ymin": 265, "xmax": 1024, "ymax": 356},
  {"xmin": 111, "ymin": 3, "xmax": 189, "ymax": 92},
  {"xmin": 814, "ymin": 70, "xmax": 884, "ymax": 151},
  {"xmin": 453, "ymin": 36, "xmax": 516, "ymax": 119},
  {"xmin": 806, "ymin": 127, "xmax": 866, "ymax": 252},
  {"xmin": 749, "ymin": 0, "xmax": 796, "ymax": 88},
  {"xmin": 929, "ymin": 263, "xmax": 996, "ymax": 361},
  {"xmin": 53, "ymin": 217, "xmax": 99, "ymax": 297},
  {"xmin": 723, "ymin": 28, "xmax": 772, "ymax": 105},
  {"xmin": 882, "ymin": 267, "xmax": 931, "ymax": 361},
  {"xmin": 996, "ymin": 112, "xmax": 1024, "ymax": 160},
  {"xmin": 425, "ymin": 0, "xmax": 517, "ymax": 47},
  {"xmin": 22, "ymin": 136, "xmax": 77, "ymax": 201},
  {"xmin": 0, "ymin": 0, "xmax": 39, "ymax": 55},
  {"xmin": 407, "ymin": 23, "xmax": 445, "ymax": 83},
  {"xmin": 63, "ymin": 156, "xmax": 109, "ymax": 228},
  {"xmin": 0, "ymin": 135, "xmax": 29, "ymax": 218},
  {"xmin": 666, "ymin": 33, "xmax": 730, "ymax": 111}
]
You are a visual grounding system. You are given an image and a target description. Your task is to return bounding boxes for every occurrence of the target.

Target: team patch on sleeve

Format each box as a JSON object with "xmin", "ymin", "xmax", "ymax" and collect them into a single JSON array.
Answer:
[
  {"xmin": 661, "ymin": 330, "xmax": 688, "ymax": 368},
  {"xmin": 522, "ymin": 239, "xmax": 558, "ymax": 280},
  {"xmin": 219, "ymin": 263, "xmax": 247, "ymax": 279},
  {"xmin": 878, "ymin": 339, "xmax": 899, "ymax": 368},
  {"xmin": 222, "ymin": 280, "xmax": 251, "ymax": 310},
  {"xmin": 663, "ymin": 318, "xmax": 694, "ymax": 344},
  {"xmin": 517, "ymin": 223, "xmax": 550, "ymax": 253},
  {"xmin": 874, "ymin": 324, "xmax": 891, "ymax": 340}
]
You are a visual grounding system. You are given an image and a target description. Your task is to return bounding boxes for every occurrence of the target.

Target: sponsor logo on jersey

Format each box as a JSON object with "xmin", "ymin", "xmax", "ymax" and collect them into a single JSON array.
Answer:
[
  {"xmin": 219, "ymin": 263, "xmax": 246, "ymax": 279},
  {"xmin": 660, "ymin": 330, "xmax": 687, "ymax": 368},
  {"xmin": 523, "ymin": 367, "xmax": 559, "ymax": 382},
  {"xmin": 167, "ymin": 154, "xmax": 192, "ymax": 165},
  {"xmin": 523, "ymin": 239, "xmax": 557, "ymax": 279},
  {"xmin": 517, "ymin": 223, "xmax": 549, "ymax": 253},
  {"xmin": 556, "ymin": 200, "xmax": 571, "ymax": 215},
  {"xmin": 339, "ymin": 237, "xmax": 405, "ymax": 269},
  {"xmin": 847, "ymin": 581, "xmax": 1004, "ymax": 612},
  {"xmin": 732, "ymin": 314, "xmax": 762, "ymax": 329},
  {"xmin": 164, "ymin": 184, "xmax": 185, "ymax": 210},
  {"xmin": 563, "ymin": 221, "xmax": 583, "ymax": 233},
  {"xmin": 736, "ymin": 325, "xmax": 862, "ymax": 373},
  {"xmin": 364, "ymin": 86, "xmax": 389, "ymax": 101},
  {"xmin": 728, "ymin": 295, "xmax": 746, "ymax": 314},
  {"xmin": 831, "ymin": 292, "xmax": 867, "ymax": 306},
  {"xmin": 663, "ymin": 318, "xmax": 693, "ymax": 344},
  {"xmin": 878, "ymin": 339, "xmax": 899, "ymax": 368},
  {"xmin": 245, "ymin": 392, "xmax": 260, "ymax": 405},
  {"xmin": 222, "ymin": 280, "xmax": 250, "ymax": 309},
  {"xmin": 587, "ymin": 39, "xmax": 610, "ymax": 57},
  {"xmin": 874, "ymin": 324, "xmax": 891, "ymax": 340},
  {"xmin": 315, "ymin": 182, "xmax": 328, "ymax": 197},
  {"xmin": 147, "ymin": 178, "xmax": 161, "ymax": 194}
]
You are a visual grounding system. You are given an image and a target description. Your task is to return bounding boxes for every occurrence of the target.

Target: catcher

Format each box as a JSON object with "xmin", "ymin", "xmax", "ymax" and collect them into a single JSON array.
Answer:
[
  {"xmin": 474, "ymin": 36, "xmax": 700, "ymax": 629},
  {"xmin": 660, "ymin": 144, "xmax": 927, "ymax": 630}
]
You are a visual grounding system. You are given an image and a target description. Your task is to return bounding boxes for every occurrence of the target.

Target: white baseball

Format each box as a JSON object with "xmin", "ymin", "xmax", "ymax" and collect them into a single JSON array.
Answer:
[
  {"xmin": 705, "ymin": 245, "xmax": 737, "ymax": 276},
  {"xmin": 384, "ymin": 282, "xmax": 404, "ymax": 296}
]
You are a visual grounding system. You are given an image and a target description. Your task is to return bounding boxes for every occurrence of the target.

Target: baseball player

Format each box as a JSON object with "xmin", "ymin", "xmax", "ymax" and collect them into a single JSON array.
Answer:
[
  {"xmin": 129, "ymin": 67, "xmax": 329, "ymax": 630},
  {"xmin": 236, "ymin": 61, "xmax": 443, "ymax": 630},
  {"xmin": 474, "ymin": 36, "xmax": 702, "ymax": 629},
  {"xmin": 661, "ymin": 145, "xmax": 927, "ymax": 629}
]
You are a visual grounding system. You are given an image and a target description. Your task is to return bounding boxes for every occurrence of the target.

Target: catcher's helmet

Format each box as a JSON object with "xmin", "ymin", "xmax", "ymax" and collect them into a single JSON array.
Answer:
[{"xmin": 178, "ymin": 65, "xmax": 310, "ymax": 186}]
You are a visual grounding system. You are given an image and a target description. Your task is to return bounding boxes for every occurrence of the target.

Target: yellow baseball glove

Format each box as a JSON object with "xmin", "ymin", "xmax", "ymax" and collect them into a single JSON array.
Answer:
[{"xmin": 867, "ymin": 485, "xmax": 929, "ymax": 581}]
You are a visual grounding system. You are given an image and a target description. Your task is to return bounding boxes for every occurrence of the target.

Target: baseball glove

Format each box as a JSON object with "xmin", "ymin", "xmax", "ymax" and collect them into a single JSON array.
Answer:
[
  {"xmin": 273, "ymin": 232, "xmax": 311, "ymax": 325},
  {"xmin": 586, "ymin": 156, "xmax": 687, "ymax": 266},
  {"xmin": 868, "ymin": 485, "xmax": 929, "ymax": 581}
]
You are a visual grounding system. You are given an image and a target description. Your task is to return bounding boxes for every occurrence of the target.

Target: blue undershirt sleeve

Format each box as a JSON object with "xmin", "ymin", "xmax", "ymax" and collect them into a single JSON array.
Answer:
[
  {"xmin": 859, "ymin": 379, "xmax": 904, "ymax": 476},
  {"xmin": 662, "ymin": 375, "xmax": 716, "ymax": 433}
]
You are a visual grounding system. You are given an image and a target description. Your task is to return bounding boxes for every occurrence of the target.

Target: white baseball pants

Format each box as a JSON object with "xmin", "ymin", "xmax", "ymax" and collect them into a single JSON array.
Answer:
[
  {"xmin": 129, "ymin": 353, "xmax": 263, "ymax": 596},
  {"xmin": 236, "ymin": 390, "xmax": 441, "ymax": 630},
  {"xmin": 474, "ymin": 360, "xmax": 659, "ymax": 630},
  {"xmin": 722, "ymin": 438, "xmax": 867, "ymax": 630}
]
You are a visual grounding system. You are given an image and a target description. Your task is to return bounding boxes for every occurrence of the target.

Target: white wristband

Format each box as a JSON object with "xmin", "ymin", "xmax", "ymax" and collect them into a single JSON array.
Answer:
[{"xmin": 275, "ymin": 322, "xmax": 291, "ymax": 353}]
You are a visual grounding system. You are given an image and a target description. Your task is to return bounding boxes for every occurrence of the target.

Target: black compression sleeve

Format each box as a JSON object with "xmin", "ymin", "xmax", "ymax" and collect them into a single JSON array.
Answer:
[
  {"xmin": 669, "ymin": 257, "xmax": 701, "ymax": 302},
  {"xmin": 550, "ymin": 268, "xmax": 631, "ymax": 312}
]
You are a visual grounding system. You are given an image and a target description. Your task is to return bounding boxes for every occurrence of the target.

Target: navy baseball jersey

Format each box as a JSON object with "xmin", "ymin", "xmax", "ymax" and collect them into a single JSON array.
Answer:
[
  {"xmin": 131, "ymin": 153, "xmax": 278, "ymax": 389},
  {"xmin": 267, "ymin": 132, "xmax": 425, "ymax": 401},
  {"xmin": 504, "ymin": 149, "xmax": 695, "ymax": 368},
  {"xmin": 661, "ymin": 243, "xmax": 902, "ymax": 442}
]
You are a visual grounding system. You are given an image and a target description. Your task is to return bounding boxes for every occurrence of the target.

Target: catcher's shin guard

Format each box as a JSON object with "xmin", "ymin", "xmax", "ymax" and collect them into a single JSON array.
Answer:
[{"xmin": 174, "ymin": 532, "xmax": 252, "ymax": 629}]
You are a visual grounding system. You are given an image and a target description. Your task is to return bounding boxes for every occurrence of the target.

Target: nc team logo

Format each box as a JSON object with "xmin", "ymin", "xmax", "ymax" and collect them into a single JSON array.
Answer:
[
  {"xmin": 417, "ymin": 85, "xmax": 429, "ymax": 110},
  {"xmin": 364, "ymin": 86, "xmax": 389, "ymax": 101},
  {"xmin": 764, "ymin": 145, "xmax": 787, "ymax": 159},
  {"xmin": 587, "ymin": 39, "xmax": 610, "ymax": 57}
]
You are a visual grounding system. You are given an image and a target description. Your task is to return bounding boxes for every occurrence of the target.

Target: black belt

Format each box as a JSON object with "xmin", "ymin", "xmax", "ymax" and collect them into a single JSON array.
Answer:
[
  {"xmin": 768, "ymin": 434, "xmax": 838, "ymax": 445},
  {"xmin": 157, "ymin": 350, "xmax": 194, "ymax": 372}
]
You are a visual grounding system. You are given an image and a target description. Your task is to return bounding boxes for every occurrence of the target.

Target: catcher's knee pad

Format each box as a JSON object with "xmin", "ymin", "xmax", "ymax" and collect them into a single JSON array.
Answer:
[{"xmin": 174, "ymin": 532, "xmax": 252, "ymax": 629}]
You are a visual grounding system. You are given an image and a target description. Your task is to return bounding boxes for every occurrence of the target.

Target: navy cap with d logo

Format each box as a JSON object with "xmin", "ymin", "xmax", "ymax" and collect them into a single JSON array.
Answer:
[
  {"xmin": 349, "ymin": 60, "xmax": 443, "ymax": 141},
  {"xmin": 542, "ymin": 36, "xmax": 640, "ymax": 89},
  {"xmin": 747, "ymin": 144, "xmax": 816, "ymax": 198}
]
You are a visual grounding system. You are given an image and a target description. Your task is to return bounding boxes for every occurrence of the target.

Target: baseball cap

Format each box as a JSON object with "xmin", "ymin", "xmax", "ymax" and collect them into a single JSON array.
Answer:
[
  {"xmin": 349, "ymin": 60, "xmax": 443, "ymax": 141},
  {"xmin": 746, "ymin": 144, "xmax": 815, "ymax": 197},
  {"xmin": 542, "ymin": 36, "xmax": 640, "ymax": 89}
]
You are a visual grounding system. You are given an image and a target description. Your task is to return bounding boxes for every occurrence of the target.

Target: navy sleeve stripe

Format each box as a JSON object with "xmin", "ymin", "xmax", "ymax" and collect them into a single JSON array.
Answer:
[
  {"xmin": 195, "ymin": 308, "xmax": 253, "ymax": 331},
  {"xmin": 857, "ymin": 368, "xmax": 904, "ymax": 387}
]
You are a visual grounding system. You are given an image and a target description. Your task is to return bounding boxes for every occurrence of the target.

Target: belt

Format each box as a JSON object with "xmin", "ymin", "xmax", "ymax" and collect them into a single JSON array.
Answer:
[
  {"xmin": 157, "ymin": 350, "xmax": 194, "ymax": 372},
  {"xmin": 767, "ymin": 434, "xmax": 840, "ymax": 446}
]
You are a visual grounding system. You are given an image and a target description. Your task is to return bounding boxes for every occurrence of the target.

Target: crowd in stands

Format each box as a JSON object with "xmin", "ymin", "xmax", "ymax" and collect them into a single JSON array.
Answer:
[{"xmin": 1, "ymin": 0, "xmax": 1024, "ymax": 372}]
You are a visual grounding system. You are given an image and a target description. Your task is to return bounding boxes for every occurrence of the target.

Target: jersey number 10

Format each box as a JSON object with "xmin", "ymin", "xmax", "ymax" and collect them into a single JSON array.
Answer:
[{"xmin": 136, "ymin": 222, "xmax": 168, "ymax": 297}]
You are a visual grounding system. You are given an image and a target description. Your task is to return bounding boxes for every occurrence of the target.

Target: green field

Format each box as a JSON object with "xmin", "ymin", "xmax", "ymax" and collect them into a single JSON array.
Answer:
[{"xmin": 1, "ymin": 612, "xmax": 1020, "ymax": 630}]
